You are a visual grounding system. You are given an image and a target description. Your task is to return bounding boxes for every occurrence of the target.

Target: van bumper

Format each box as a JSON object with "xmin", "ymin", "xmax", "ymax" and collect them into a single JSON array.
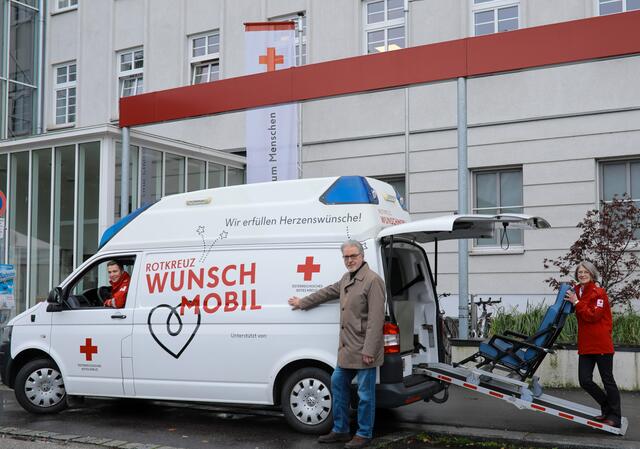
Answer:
[
  {"xmin": 0, "ymin": 339, "xmax": 12, "ymax": 387},
  {"xmin": 376, "ymin": 375, "xmax": 444, "ymax": 408}
]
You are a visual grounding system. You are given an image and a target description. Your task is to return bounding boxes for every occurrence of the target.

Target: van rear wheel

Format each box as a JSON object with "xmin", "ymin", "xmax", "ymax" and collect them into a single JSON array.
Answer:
[
  {"xmin": 15, "ymin": 358, "xmax": 67, "ymax": 414},
  {"xmin": 281, "ymin": 367, "xmax": 333, "ymax": 434}
]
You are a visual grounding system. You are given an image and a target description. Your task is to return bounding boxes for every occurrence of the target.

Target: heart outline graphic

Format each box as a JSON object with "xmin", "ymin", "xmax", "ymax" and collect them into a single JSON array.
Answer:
[{"xmin": 147, "ymin": 303, "xmax": 201, "ymax": 359}]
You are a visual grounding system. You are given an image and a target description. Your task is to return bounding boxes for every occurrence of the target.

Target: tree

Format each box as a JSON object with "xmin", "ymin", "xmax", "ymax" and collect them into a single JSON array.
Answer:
[{"xmin": 543, "ymin": 196, "xmax": 640, "ymax": 309}]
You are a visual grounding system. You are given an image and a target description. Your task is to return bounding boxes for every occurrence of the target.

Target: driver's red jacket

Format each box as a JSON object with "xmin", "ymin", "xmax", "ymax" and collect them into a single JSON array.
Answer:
[{"xmin": 104, "ymin": 271, "xmax": 131, "ymax": 308}]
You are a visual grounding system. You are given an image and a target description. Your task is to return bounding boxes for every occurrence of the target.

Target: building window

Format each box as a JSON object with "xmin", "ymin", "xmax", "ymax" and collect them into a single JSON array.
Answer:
[
  {"xmin": 118, "ymin": 48, "xmax": 144, "ymax": 97},
  {"xmin": 5, "ymin": 1, "xmax": 40, "ymax": 138},
  {"xmin": 600, "ymin": 159, "xmax": 640, "ymax": 237},
  {"xmin": 271, "ymin": 13, "xmax": 307, "ymax": 65},
  {"xmin": 374, "ymin": 175, "xmax": 406, "ymax": 204},
  {"xmin": 54, "ymin": 62, "xmax": 76, "ymax": 125},
  {"xmin": 473, "ymin": 169, "xmax": 523, "ymax": 248},
  {"xmin": 190, "ymin": 31, "xmax": 220, "ymax": 84},
  {"xmin": 472, "ymin": 0, "xmax": 519, "ymax": 36},
  {"xmin": 599, "ymin": 0, "xmax": 640, "ymax": 15},
  {"xmin": 56, "ymin": 0, "xmax": 78, "ymax": 12},
  {"xmin": 363, "ymin": 0, "xmax": 405, "ymax": 54}
]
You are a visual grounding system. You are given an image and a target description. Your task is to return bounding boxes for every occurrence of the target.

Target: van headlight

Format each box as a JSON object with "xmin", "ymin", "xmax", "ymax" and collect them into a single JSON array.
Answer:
[{"xmin": 0, "ymin": 326, "xmax": 12, "ymax": 344}]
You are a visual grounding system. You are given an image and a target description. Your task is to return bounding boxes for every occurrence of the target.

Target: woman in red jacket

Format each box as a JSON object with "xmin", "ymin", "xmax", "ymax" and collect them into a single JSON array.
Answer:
[{"xmin": 565, "ymin": 261, "xmax": 621, "ymax": 428}]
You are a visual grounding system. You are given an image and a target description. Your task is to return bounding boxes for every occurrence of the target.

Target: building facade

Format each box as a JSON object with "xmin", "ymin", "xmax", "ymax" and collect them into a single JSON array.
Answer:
[
  {"xmin": 1, "ymin": 0, "xmax": 639, "ymax": 317},
  {"xmin": 0, "ymin": 0, "xmax": 246, "ymax": 318}
]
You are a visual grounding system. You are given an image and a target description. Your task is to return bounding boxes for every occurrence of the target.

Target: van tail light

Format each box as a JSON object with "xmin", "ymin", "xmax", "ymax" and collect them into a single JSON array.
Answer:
[{"xmin": 383, "ymin": 322, "xmax": 400, "ymax": 354}]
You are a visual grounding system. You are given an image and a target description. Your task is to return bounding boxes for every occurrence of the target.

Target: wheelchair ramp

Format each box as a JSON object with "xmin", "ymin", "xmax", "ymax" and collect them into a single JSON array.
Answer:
[{"xmin": 415, "ymin": 362, "xmax": 628, "ymax": 436}]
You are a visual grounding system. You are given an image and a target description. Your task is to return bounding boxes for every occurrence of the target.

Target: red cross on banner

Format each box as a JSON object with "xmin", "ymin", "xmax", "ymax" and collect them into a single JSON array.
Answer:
[
  {"xmin": 80, "ymin": 338, "xmax": 98, "ymax": 361},
  {"xmin": 297, "ymin": 256, "xmax": 321, "ymax": 281},
  {"xmin": 258, "ymin": 47, "xmax": 284, "ymax": 72}
]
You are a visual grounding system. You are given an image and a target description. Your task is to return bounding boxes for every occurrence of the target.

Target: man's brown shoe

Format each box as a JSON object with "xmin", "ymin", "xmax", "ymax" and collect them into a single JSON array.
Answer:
[
  {"xmin": 344, "ymin": 435, "xmax": 372, "ymax": 448},
  {"xmin": 317, "ymin": 432, "xmax": 351, "ymax": 443}
]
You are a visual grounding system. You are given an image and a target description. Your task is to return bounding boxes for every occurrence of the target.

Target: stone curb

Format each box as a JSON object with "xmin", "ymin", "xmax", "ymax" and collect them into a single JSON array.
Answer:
[
  {"xmin": 0, "ymin": 427, "xmax": 184, "ymax": 449},
  {"xmin": 392, "ymin": 423, "xmax": 639, "ymax": 449}
]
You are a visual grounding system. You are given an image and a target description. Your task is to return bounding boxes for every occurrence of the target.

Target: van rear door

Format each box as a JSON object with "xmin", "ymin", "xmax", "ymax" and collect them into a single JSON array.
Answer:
[
  {"xmin": 378, "ymin": 214, "xmax": 550, "ymax": 243},
  {"xmin": 374, "ymin": 214, "xmax": 549, "ymax": 405}
]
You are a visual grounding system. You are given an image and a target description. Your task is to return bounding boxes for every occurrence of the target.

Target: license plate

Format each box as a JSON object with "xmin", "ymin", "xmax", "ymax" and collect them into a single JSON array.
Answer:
[{"xmin": 402, "ymin": 355, "xmax": 412, "ymax": 377}]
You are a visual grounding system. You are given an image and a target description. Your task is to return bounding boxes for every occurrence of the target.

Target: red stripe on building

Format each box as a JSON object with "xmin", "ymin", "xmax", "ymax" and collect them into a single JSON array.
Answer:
[
  {"xmin": 559, "ymin": 412, "xmax": 575, "ymax": 420},
  {"xmin": 244, "ymin": 22, "xmax": 296, "ymax": 31},
  {"xmin": 531, "ymin": 404, "xmax": 546, "ymax": 411},
  {"xmin": 120, "ymin": 11, "xmax": 640, "ymax": 127}
]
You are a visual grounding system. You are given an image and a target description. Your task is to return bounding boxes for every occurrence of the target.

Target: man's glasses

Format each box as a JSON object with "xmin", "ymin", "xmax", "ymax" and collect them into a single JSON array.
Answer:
[{"xmin": 342, "ymin": 254, "xmax": 362, "ymax": 260}]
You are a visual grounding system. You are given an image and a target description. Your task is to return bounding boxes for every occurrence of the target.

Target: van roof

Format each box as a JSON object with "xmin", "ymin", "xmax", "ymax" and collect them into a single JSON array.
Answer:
[{"xmin": 100, "ymin": 176, "xmax": 410, "ymax": 252}]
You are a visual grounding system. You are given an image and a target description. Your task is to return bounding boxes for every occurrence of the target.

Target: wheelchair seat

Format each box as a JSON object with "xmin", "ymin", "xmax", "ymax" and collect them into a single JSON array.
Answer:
[{"xmin": 455, "ymin": 283, "xmax": 574, "ymax": 380}]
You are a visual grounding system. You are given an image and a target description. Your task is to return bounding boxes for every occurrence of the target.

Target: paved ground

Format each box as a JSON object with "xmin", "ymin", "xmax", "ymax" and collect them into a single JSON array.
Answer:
[{"xmin": 0, "ymin": 384, "xmax": 637, "ymax": 449}]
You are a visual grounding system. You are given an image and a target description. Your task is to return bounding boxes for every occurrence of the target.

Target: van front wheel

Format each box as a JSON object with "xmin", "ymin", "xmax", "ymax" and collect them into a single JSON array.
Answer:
[
  {"xmin": 15, "ymin": 358, "xmax": 67, "ymax": 414},
  {"xmin": 281, "ymin": 367, "xmax": 333, "ymax": 434}
]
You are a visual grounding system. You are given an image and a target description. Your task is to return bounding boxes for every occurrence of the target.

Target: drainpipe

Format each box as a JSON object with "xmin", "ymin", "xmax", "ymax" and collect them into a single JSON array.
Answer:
[
  {"xmin": 121, "ymin": 126, "xmax": 130, "ymax": 217},
  {"xmin": 36, "ymin": 0, "xmax": 45, "ymax": 134},
  {"xmin": 296, "ymin": 12, "xmax": 304, "ymax": 179},
  {"xmin": 403, "ymin": 0, "xmax": 410, "ymax": 211},
  {"xmin": 457, "ymin": 76, "xmax": 469, "ymax": 339}
]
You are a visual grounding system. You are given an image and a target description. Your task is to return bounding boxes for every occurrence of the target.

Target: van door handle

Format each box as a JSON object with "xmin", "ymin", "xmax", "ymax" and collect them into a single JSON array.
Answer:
[{"xmin": 111, "ymin": 314, "xmax": 127, "ymax": 319}]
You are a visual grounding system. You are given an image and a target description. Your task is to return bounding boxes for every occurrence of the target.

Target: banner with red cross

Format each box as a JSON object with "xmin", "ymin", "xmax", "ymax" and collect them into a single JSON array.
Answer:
[{"xmin": 244, "ymin": 22, "xmax": 298, "ymax": 183}]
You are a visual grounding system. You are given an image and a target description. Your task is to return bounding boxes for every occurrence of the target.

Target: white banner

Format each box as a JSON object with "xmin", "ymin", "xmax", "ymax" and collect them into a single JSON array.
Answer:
[{"xmin": 245, "ymin": 23, "xmax": 298, "ymax": 183}]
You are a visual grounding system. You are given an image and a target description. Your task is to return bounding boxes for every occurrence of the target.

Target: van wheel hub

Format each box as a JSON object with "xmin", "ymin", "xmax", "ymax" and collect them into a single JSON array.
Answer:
[
  {"xmin": 289, "ymin": 377, "xmax": 331, "ymax": 425},
  {"xmin": 24, "ymin": 367, "xmax": 66, "ymax": 408}
]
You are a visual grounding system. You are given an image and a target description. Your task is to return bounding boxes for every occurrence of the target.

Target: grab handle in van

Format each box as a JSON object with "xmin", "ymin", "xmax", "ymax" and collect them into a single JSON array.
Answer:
[{"xmin": 111, "ymin": 314, "xmax": 127, "ymax": 319}]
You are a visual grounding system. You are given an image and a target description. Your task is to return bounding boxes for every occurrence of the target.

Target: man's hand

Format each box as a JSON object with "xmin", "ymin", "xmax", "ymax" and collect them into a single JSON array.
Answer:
[
  {"xmin": 363, "ymin": 354, "xmax": 374, "ymax": 365},
  {"xmin": 288, "ymin": 296, "xmax": 302, "ymax": 310}
]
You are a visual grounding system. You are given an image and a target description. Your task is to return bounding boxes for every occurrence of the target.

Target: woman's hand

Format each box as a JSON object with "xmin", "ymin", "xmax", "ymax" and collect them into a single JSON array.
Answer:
[{"xmin": 565, "ymin": 289, "xmax": 578, "ymax": 305}]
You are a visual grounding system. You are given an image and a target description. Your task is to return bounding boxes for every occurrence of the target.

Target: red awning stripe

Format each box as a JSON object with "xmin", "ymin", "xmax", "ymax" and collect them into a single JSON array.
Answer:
[{"xmin": 121, "ymin": 11, "xmax": 640, "ymax": 127}]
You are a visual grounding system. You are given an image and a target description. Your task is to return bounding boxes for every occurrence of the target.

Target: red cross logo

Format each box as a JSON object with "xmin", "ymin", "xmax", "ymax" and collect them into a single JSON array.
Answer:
[
  {"xmin": 297, "ymin": 256, "xmax": 321, "ymax": 281},
  {"xmin": 258, "ymin": 47, "xmax": 284, "ymax": 72},
  {"xmin": 80, "ymin": 338, "xmax": 98, "ymax": 361}
]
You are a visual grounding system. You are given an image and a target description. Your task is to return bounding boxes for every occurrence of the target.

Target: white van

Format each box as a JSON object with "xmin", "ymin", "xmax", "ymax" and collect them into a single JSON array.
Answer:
[{"xmin": 0, "ymin": 176, "xmax": 548, "ymax": 434}]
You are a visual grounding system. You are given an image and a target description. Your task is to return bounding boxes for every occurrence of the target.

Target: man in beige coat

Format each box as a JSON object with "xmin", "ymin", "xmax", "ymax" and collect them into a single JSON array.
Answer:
[{"xmin": 289, "ymin": 240, "xmax": 386, "ymax": 449}]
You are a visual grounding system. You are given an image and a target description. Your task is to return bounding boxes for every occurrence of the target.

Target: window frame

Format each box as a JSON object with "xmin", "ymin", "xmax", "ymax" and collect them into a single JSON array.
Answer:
[
  {"xmin": 117, "ymin": 47, "xmax": 144, "ymax": 98},
  {"xmin": 362, "ymin": 0, "xmax": 406, "ymax": 54},
  {"xmin": 63, "ymin": 255, "xmax": 137, "ymax": 309},
  {"xmin": 55, "ymin": 0, "xmax": 78, "ymax": 13},
  {"xmin": 189, "ymin": 30, "xmax": 220, "ymax": 85},
  {"xmin": 597, "ymin": 0, "xmax": 640, "ymax": 15},
  {"xmin": 471, "ymin": 0, "xmax": 520, "ymax": 36},
  {"xmin": 53, "ymin": 61, "xmax": 77, "ymax": 126},
  {"xmin": 471, "ymin": 167, "xmax": 524, "ymax": 252},
  {"xmin": 599, "ymin": 158, "xmax": 640, "ymax": 241},
  {"xmin": 599, "ymin": 158, "xmax": 640, "ymax": 203}
]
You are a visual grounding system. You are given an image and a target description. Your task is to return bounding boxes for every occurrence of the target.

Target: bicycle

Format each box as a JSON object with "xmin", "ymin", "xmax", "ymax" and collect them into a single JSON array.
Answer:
[
  {"xmin": 472, "ymin": 297, "xmax": 502, "ymax": 339},
  {"xmin": 437, "ymin": 292, "xmax": 458, "ymax": 363}
]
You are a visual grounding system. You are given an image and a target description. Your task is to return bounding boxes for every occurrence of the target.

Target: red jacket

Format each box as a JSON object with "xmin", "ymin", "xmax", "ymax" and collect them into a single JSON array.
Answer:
[
  {"xmin": 574, "ymin": 281, "xmax": 614, "ymax": 355},
  {"xmin": 104, "ymin": 271, "xmax": 131, "ymax": 308}
]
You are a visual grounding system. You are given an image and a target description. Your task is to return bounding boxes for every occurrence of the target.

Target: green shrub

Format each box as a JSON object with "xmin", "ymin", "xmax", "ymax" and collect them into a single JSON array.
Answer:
[{"xmin": 490, "ymin": 303, "xmax": 640, "ymax": 346}]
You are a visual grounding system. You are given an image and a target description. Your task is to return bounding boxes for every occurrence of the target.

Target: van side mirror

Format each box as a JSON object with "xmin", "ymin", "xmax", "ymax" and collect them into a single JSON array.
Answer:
[{"xmin": 47, "ymin": 287, "xmax": 63, "ymax": 304}]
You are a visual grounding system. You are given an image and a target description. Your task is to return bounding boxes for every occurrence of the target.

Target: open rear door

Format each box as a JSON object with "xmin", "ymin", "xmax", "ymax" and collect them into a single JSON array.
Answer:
[
  {"xmin": 378, "ymin": 214, "xmax": 550, "ymax": 243},
  {"xmin": 377, "ymin": 214, "xmax": 550, "ymax": 366}
]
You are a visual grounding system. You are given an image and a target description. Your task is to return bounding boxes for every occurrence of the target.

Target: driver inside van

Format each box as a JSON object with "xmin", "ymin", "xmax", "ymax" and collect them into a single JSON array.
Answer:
[{"xmin": 103, "ymin": 260, "xmax": 131, "ymax": 308}]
